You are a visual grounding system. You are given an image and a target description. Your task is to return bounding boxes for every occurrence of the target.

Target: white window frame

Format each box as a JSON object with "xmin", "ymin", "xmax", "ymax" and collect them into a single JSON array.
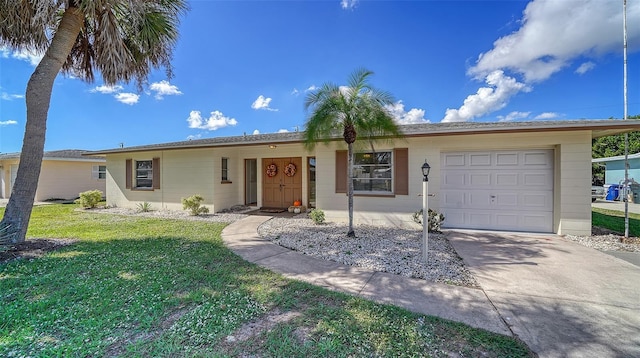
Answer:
[
  {"xmin": 221, "ymin": 157, "xmax": 230, "ymax": 182},
  {"xmin": 352, "ymin": 150, "xmax": 393, "ymax": 194},
  {"xmin": 135, "ymin": 160, "xmax": 153, "ymax": 188},
  {"xmin": 92, "ymin": 165, "xmax": 107, "ymax": 180}
]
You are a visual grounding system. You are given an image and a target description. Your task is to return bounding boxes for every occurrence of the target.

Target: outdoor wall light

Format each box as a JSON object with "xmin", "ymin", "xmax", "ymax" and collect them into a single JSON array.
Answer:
[{"xmin": 421, "ymin": 161, "xmax": 431, "ymax": 182}]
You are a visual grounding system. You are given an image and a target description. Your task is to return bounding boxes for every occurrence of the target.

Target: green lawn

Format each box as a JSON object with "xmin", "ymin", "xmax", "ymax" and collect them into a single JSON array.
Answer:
[
  {"xmin": 0, "ymin": 204, "xmax": 533, "ymax": 357},
  {"xmin": 592, "ymin": 207, "xmax": 640, "ymax": 237}
]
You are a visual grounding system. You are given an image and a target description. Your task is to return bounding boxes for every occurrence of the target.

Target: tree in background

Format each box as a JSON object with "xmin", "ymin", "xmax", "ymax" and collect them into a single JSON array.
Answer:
[
  {"xmin": 303, "ymin": 69, "xmax": 403, "ymax": 237},
  {"xmin": 591, "ymin": 115, "xmax": 640, "ymax": 184},
  {"xmin": 0, "ymin": 1, "xmax": 188, "ymax": 244}
]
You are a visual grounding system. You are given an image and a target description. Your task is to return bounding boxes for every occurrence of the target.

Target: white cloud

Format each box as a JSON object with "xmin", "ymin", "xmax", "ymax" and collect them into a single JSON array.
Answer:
[
  {"xmin": 252, "ymin": 129, "xmax": 260, "ymax": 135},
  {"xmin": 386, "ymin": 101, "xmax": 429, "ymax": 124},
  {"xmin": 443, "ymin": 70, "xmax": 530, "ymax": 122},
  {"xmin": 277, "ymin": 129, "xmax": 289, "ymax": 133},
  {"xmin": 149, "ymin": 80, "xmax": 182, "ymax": 99},
  {"xmin": 305, "ymin": 85, "xmax": 318, "ymax": 92},
  {"xmin": 534, "ymin": 112, "xmax": 561, "ymax": 120},
  {"xmin": 1, "ymin": 92, "xmax": 23, "ymax": 101},
  {"xmin": 114, "ymin": 93, "xmax": 140, "ymax": 105},
  {"xmin": 251, "ymin": 95, "xmax": 278, "ymax": 111},
  {"xmin": 91, "ymin": 85, "xmax": 123, "ymax": 94},
  {"xmin": 497, "ymin": 111, "xmax": 531, "ymax": 122},
  {"xmin": 469, "ymin": 0, "xmax": 639, "ymax": 83},
  {"xmin": 341, "ymin": 0, "xmax": 358, "ymax": 10},
  {"xmin": 186, "ymin": 134, "xmax": 202, "ymax": 140},
  {"xmin": 0, "ymin": 46, "xmax": 43, "ymax": 66},
  {"xmin": 444, "ymin": 0, "xmax": 640, "ymax": 122},
  {"xmin": 187, "ymin": 110, "xmax": 238, "ymax": 131},
  {"xmin": 0, "ymin": 120, "xmax": 18, "ymax": 126},
  {"xmin": 291, "ymin": 88, "xmax": 299, "ymax": 96},
  {"xmin": 575, "ymin": 61, "xmax": 596, "ymax": 75}
]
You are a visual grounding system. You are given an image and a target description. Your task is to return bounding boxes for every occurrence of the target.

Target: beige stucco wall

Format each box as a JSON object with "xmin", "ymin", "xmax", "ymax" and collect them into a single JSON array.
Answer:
[
  {"xmin": 106, "ymin": 143, "xmax": 313, "ymax": 212},
  {"xmin": 314, "ymin": 130, "xmax": 592, "ymax": 235},
  {"xmin": 0, "ymin": 159, "xmax": 106, "ymax": 201},
  {"xmin": 104, "ymin": 130, "xmax": 593, "ymax": 235}
]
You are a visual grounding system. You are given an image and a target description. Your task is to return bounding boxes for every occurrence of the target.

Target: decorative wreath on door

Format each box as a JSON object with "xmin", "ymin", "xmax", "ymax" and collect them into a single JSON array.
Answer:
[
  {"xmin": 266, "ymin": 163, "xmax": 277, "ymax": 177},
  {"xmin": 284, "ymin": 163, "xmax": 297, "ymax": 177}
]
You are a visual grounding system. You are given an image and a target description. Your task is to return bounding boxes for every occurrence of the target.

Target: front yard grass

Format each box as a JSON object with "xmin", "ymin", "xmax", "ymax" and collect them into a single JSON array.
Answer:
[
  {"xmin": 592, "ymin": 207, "xmax": 640, "ymax": 237},
  {"xmin": 0, "ymin": 204, "xmax": 533, "ymax": 357}
]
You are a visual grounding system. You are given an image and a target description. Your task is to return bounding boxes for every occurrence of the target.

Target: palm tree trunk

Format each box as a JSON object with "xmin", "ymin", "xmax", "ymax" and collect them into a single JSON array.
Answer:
[
  {"xmin": 0, "ymin": 8, "xmax": 83, "ymax": 244},
  {"xmin": 347, "ymin": 142, "xmax": 356, "ymax": 237}
]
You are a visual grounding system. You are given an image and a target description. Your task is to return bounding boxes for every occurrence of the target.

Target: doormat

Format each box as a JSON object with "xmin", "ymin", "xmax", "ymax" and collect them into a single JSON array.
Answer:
[{"xmin": 260, "ymin": 208, "xmax": 286, "ymax": 213}]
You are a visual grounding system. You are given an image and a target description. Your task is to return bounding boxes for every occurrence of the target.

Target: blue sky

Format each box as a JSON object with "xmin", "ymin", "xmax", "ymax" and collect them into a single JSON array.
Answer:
[{"xmin": 1, "ymin": 0, "xmax": 639, "ymax": 153}]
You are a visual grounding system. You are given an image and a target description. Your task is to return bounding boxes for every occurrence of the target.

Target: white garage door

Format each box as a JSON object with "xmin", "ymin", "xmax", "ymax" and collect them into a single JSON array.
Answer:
[{"xmin": 440, "ymin": 150, "xmax": 554, "ymax": 233}]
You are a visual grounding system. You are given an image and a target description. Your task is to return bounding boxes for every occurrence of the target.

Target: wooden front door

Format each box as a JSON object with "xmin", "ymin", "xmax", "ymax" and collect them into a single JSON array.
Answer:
[{"xmin": 262, "ymin": 157, "xmax": 302, "ymax": 208}]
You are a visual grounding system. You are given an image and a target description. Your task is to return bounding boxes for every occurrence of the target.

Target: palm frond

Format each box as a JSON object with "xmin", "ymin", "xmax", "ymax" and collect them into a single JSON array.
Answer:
[{"xmin": 0, "ymin": 222, "xmax": 17, "ymax": 248}]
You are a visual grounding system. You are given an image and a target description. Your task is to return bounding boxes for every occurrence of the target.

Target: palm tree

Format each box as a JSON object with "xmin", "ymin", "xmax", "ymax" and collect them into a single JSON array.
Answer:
[
  {"xmin": 303, "ymin": 68, "xmax": 403, "ymax": 237},
  {"xmin": 0, "ymin": 1, "xmax": 188, "ymax": 244}
]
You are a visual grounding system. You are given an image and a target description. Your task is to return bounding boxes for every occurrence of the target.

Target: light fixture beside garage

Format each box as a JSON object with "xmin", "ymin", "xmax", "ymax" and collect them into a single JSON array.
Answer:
[{"xmin": 421, "ymin": 159, "xmax": 430, "ymax": 262}]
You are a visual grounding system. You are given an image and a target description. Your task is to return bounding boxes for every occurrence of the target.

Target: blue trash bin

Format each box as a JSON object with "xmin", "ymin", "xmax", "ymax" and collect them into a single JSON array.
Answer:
[{"xmin": 606, "ymin": 184, "xmax": 620, "ymax": 201}]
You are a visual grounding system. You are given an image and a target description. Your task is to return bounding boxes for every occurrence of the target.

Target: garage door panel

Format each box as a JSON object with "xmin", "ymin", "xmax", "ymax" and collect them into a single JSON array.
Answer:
[
  {"xmin": 496, "ymin": 153, "xmax": 519, "ymax": 166},
  {"xmin": 523, "ymin": 152, "xmax": 553, "ymax": 167},
  {"xmin": 523, "ymin": 172, "xmax": 553, "ymax": 186},
  {"xmin": 442, "ymin": 171, "xmax": 465, "ymax": 187},
  {"xmin": 443, "ymin": 153, "xmax": 466, "ymax": 166},
  {"xmin": 440, "ymin": 150, "xmax": 553, "ymax": 233},
  {"xmin": 521, "ymin": 191, "xmax": 552, "ymax": 208},
  {"xmin": 469, "ymin": 153, "xmax": 491, "ymax": 166},
  {"xmin": 495, "ymin": 193, "xmax": 518, "ymax": 206},
  {"xmin": 469, "ymin": 173, "xmax": 491, "ymax": 186},
  {"xmin": 442, "ymin": 191, "xmax": 465, "ymax": 208},
  {"xmin": 468, "ymin": 191, "xmax": 492, "ymax": 207},
  {"xmin": 496, "ymin": 173, "xmax": 518, "ymax": 186}
]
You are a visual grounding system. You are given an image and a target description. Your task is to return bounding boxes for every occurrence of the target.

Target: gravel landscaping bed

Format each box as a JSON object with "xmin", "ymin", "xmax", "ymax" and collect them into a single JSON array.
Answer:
[
  {"xmin": 258, "ymin": 216, "xmax": 479, "ymax": 288},
  {"xmin": 564, "ymin": 227, "xmax": 640, "ymax": 252},
  {"xmin": 88, "ymin": 206, "xmax": 250, "ymax": 223}
]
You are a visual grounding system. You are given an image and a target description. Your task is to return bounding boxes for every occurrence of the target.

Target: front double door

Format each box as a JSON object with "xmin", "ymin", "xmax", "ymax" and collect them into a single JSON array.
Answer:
[{"xmin": 262, "ymin": 157, "xmax": 302, "ymax": 208}]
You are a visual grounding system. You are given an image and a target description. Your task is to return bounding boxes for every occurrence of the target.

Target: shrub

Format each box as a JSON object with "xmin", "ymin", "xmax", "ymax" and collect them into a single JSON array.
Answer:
[
  {"xmin": 75, "ymin": 190, "xmax": 103, "ymax": 209},
  {"xmin": 182, "ymin": 195, "xmax": 209, "ymax": 216},
  {"xmin": 136, "ymin": 202, "xmax": 152, "ymax": 213},
  {"xmin": 412, "ymin": 208, "xmax": 445, "ymax": 232},
  {"xmin": 309, "ymin": 208, "xmax": 325, "ymax": 224}
]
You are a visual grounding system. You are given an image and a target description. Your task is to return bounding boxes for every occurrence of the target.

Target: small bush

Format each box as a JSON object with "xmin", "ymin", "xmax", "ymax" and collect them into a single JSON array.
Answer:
[
  {"xmin": 136, "ymin": 202, "xmax": 152, "ymax": 213},
  {"xmin": 75, "ymin": 190, "xmax": 103, "ymax": 209},
  {"xmin": 182, "ymin": 195, "xmax": 209, "ymax": 216},
  {"xmin": 309, "ymin": 208, "xmax": 325, "ymax": 224},
  {"xmin": 412, "ymin": 208, "xmax": 445, "ymax": 232}
]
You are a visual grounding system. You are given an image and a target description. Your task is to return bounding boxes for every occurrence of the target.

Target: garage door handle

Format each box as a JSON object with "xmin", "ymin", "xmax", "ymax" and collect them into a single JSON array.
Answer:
[{"xmin": 490, "ymin": 195, "xmax": 496, "ymax": 198}]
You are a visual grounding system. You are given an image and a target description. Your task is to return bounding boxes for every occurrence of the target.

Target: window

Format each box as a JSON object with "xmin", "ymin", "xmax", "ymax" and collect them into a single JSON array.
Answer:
[
  {"xmin": 92, "ymin": 165, "xmax": 106, "ymax": 179},
  {"xmin": 135, "ymin": 160, "xmax": 153, "ymax": 188},
  {"xmin": 352, "ymin": 151, "xmax": 392, "ymax": 193},
  {"xmin": 335, "ymin": 148, "xmax": 408, "ymax": 196},
  {"xmin": 221, "ymin": 157, "xmax": 230, "ymax": 182},
  {"xmin": 126, "ymin": 158, "xmax": 159, "ymax": 190}
]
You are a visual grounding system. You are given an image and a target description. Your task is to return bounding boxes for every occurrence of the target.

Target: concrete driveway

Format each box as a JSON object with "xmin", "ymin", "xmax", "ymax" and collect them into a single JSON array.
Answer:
[{"xmin": 448, "ymin": 230, "xmax": 640, "ymax": 358}]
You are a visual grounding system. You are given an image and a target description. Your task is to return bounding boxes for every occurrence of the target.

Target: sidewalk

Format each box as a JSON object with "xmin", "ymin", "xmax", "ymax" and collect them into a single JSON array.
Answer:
[
  {"xmin": 221, "ymin": 215, "xmax": 511, "ymax": 337},
  {"xmin": 592, "ymin": 199, "xmax": 640, "ymax": 214}
]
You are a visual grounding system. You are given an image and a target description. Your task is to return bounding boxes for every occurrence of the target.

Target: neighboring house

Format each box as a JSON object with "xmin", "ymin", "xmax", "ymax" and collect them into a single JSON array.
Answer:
[
  {"xmin": 0, "ymin": 150, "xmax": 106, "ymax": 201},
  {"xmin": 592, "ymin": 152, "xmax": 640, "ymax": 185},
  {"xmin": 86, "ymin": 119, "xmax": 640, "ymax": 236}
]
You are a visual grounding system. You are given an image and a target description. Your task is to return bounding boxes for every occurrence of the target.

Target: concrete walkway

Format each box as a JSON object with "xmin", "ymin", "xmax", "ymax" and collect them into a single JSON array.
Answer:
[
  {"xmin": 222, "ymin": 217, "xmax": 640, "ymax": 358},
  {"xmin": 221, "ymin": 216, "xmax": 511, "ymax": 336}
]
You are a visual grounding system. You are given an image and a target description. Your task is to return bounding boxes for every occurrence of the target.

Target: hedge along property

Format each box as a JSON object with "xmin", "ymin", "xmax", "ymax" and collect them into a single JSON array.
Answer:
[{"xmin": 85, "ymin": 119, "xmax": 640, "ymax": 236}]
